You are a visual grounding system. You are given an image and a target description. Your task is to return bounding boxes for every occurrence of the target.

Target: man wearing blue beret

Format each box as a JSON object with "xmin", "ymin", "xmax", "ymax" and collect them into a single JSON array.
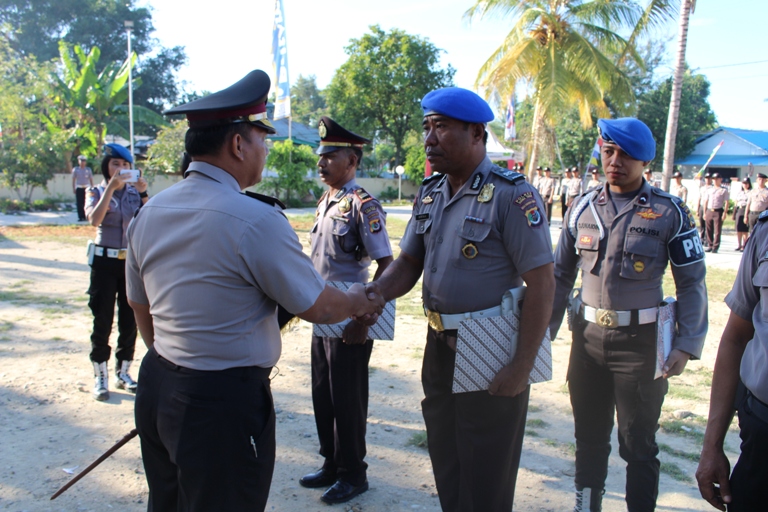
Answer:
[
  {"xmin": 365, "ymin": 87, "xmax": 555, "ymax": 510},
  {"xmin": 549, "ymin": 117, "xmax": 708, "ymax": 511}
]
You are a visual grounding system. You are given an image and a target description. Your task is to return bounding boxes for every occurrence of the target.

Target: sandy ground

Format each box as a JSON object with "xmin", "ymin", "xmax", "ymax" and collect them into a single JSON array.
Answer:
[{"xmin": 0, "ymin": 226, "xmax": 741, "ymax": 512}]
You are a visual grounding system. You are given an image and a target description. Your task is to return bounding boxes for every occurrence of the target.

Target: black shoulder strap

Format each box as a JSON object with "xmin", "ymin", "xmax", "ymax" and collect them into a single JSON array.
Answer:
[
  {"xmin": 491, "ymin": 167, "xmax": 526, "ymax": 184},
  {"xmin": 244, "ymin": 191, "xmax": 286, "ymax": 210}
]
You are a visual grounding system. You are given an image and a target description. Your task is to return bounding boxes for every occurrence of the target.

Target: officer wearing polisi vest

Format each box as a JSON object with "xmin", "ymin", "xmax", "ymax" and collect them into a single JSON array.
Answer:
[{"xmin": 549, "ymin": 117, "xmax": 708, "ymax": 512}]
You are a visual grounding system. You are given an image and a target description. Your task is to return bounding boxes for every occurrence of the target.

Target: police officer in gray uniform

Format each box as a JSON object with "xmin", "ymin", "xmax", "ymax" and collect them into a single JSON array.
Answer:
[
  {"xmin": 550, "ymin": 118, "xmax": 708, "ymax": 512},
  {"xmin": 125, "ymin": 70, "xmax": 384, "ymax": 512},
  {"xmin": 697, "ymin": 209, "xmax": 768, "ymax": 511},
  {"xmin": 366, "ymin": 87, "xmax": 555, "ymax": 511},
  {"xmin": 85, "ymin": 143, "xmax": 148, "ymax": 401},
  {"xmin": 300, "ymin": 117, "xmax": 393, "ymax": 504}
]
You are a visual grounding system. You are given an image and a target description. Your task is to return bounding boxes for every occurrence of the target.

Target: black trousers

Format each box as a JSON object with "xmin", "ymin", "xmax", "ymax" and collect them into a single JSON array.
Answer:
[
  {"xmin": 705, "ymin": 209, "xmax": 725, "ymax": 252},
  {"xmin": 728, "ymin": 389, "xmax": 768, "ymax": 511},
  {"xmin": 422, "ymin": 327, "xmax": 529, "ymax": 512},
  {"xmin": 135, "ymin": 346, "xmax": 276, "ymax": 512},
  {"xmin": 543, "ymin": 197, "xmax": 553, "ymax": 224},
  {"xmin": 568, "ymin": 320, "xmax": 667, "ymax": 512},
  {"xmin": 88, "ymin": 254, "xmax": 136, "ymax": 365},
  {"xmin": 310, "ymin": 335, "xmax": 373, "ymax": 485},
  {"xmin": 75, "ymin": 187, "xmax": 87, "ymax": 220}
]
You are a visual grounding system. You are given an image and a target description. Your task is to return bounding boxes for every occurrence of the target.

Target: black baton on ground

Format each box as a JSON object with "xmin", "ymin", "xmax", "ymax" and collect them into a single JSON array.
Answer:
[{"xmin": 50, "ymin": 428, "xmax": 138, "ymax": 500}]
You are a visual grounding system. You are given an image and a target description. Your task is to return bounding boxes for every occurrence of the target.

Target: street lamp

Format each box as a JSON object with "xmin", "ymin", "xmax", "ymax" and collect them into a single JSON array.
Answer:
[
  {"xmin": 395, "ymin": 165, "xmax": 405, "ymax": 201},
  {"xmin": 124, "ymin": 20, "xmax": 134, "ymax": 160}
]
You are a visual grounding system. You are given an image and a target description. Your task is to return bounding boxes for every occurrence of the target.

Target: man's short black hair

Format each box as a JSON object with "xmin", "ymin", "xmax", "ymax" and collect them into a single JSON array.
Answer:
[{"xmin": 184, "ymin": 123, "xmax": 257, "ymax": 157}]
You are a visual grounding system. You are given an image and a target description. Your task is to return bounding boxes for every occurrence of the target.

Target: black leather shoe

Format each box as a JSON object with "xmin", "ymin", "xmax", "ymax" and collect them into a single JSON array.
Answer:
[
  {"xmin": 320, "ymin": 479, "xmax": 369, "ymax": 504},
  {"xmin": 299, "ymin": 468, "xmax": 337, "ymax": 489}
]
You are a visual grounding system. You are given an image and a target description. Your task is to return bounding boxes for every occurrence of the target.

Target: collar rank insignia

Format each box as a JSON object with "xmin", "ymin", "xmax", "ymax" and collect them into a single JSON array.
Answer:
[
  {"xmin": 637, "ymin": 210, "xmax": 662, "ymax": 220},
  {"xmin": 422, "ymin": 196, "xmax": 433, "ymax": 204},
  {"xmin": 470, "ymin": 173, "xmax": 483, "ymax": 190},
  {"xmin": 334, "ymin": 188, "xmax": 346, "ymax": 199},
  {"xmin": 478, "ymin": 183, "xmax": 495, "ymax": 203},
  {"xmin": 338, "ymin": 197, "xmax": 351, "ymax": 213}
]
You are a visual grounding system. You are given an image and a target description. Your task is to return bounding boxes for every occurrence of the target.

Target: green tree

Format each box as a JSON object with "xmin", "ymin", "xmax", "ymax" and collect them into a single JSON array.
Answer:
[
  {"xmin": 0, "ymin": 131, "xmax": 68, "ymax": 202},
  {"xmin": 145, "ymin": 120, "xmax": 187, "ymax": 176},
  {"xmin": 636, "ymin": 70, "xmax": 717, "ymax": 172},
  {"xmin": 555, "ymin": 106, "xmax": 599, "ymax": 172},
  {"xmin": 290, "ymin": 74, "xmax": 327, "ymax": 127},
  {"xmin": 0, "ymin": 0, "xmax": 187, "ymax": 119},
  {"xmin": 48, "ymin": 42, "xmax": 167, "ymax": 157},
  {"xmin": 404, "ymin": 142, "xmax": 427, "ymax": 182},
  {"xmin": 325, "ymin": 25, "xmax": 454, "ymax": 168},
  {"xmin": 262, "ymin": 140, "xmax": 317, "ymax": 205},
  {"xmin": 466, "ymin": 0, "xmax": 674, "ymax": 178}
]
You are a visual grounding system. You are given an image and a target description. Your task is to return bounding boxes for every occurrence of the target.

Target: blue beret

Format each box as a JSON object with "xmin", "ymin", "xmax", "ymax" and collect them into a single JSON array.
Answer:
[
  {"xmin": 597, "ymin": 118, "xmax": 655, "ymax": 162},
  {"xmin": 421, "ymin": 87, "xmax": 494, "ymax": 124},
  {"xmin": 103, "ymin": 143, "xmax": 134, "ymax": 164}
]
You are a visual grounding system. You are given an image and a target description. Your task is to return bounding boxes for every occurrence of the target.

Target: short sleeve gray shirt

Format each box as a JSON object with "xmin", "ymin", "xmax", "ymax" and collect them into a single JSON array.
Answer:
[
  {"xmin": 725, "ymin": 216, "xmax": 768, "ymax": 403},
  {"xmin": 400, "ymin": 157, "xmax": 553, "ymax": 314},
  {"xmin": 126, "ymin": 162, "xmax": 326, "ymax": 370}
]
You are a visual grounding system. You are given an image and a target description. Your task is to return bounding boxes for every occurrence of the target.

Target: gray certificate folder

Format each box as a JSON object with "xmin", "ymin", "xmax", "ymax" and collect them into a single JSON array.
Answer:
[
  {"xmin": 312, "ymin": 281, "xmax": 396, "ymax": 340},
  {"xmin": 453, "ymin": 287, "xmax": 552, "ymax": 394}
]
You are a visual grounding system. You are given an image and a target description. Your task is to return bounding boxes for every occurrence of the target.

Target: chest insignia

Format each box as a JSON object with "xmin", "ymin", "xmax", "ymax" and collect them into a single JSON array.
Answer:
[
  {"xmin": 478, "ymin": 183, "xmax": 495, "ymax": 203},
  {"xmin": 633, "ymin": 261, "xmax": 645, "ymax": 273},
  {"xmin": 462, "ymin": 242, "xmax": 479, "ymax": 259},
  {"xmin": 579, "ymin": 235, "xmax": 594, "ymax": 245},
  {"xmin": 369, "ymin": 218, "xmax": 382, "ymax": 233},
  {"xmin": 338, "ymin": 197, "xmax": 351, "ymax": 213},
  {"xmin": 422, "ymin": 196, "xmax": 433, "ymax": 204},
  {"xmin": 637, "ymin": 210, "xmax": 662, "ymax": 220},
  {"xmin": 331, "ymin": 215, "xmax": 349, "ymax": 223}
]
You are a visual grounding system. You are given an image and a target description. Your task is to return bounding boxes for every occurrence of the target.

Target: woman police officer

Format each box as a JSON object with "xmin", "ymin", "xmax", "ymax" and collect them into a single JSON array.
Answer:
[{"xmin": 85, "ymin": 143, "xmax": 149, "ymax": 401}]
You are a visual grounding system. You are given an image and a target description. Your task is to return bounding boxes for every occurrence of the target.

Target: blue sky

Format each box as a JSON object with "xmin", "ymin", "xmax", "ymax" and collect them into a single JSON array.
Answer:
[{"xmin": 144, "ymin": 0, "xmax": 768, "ymax": 131}]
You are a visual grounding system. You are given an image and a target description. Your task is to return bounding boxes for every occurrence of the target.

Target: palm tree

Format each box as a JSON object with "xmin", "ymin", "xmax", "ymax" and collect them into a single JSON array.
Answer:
[
  {"xmin": 660, "ymin": 0, "xmax": 695, "ymax": 192},
  {"xmin": 466, "ymin": 0, "xmax": 675, "ymax": 178}
]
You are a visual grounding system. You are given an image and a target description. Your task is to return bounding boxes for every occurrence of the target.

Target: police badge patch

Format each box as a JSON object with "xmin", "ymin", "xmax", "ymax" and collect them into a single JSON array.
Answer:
[
  {"xmin": 369, "ymin": 218, "xmax": 382, "ymax": 233},
  {"xmin": 514, "ymin": 191, "xmax": 543, "ymax": 227}
]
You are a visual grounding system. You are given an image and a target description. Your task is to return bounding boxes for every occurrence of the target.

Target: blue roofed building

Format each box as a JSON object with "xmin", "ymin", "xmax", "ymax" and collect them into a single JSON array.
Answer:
[{"xmin": 675, "ymin": 127, "xmax": 768, "ymax": 182}]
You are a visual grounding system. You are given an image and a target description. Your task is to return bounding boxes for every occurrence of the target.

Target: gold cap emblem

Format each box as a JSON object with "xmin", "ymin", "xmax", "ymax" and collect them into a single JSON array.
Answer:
[{"xmin": 318, "ymin": 121, "xmax": 327, "ymax": 139}]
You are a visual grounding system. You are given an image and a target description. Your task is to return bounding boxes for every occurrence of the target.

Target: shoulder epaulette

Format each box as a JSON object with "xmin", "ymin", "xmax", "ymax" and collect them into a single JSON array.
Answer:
[
  {"xmin": 760, "ymin": 210, "xmax": 768, "ymax": 222},
  {"xmin": 491, "ymin": 168, "xmax": 525, "ymax": 184},
  {"xmin": 354, "ymin": 188, "xmax": 373, "ymax": 204},
  {"xmin": 422, "ymin": 173, "xmax": 442, "ymax": 185},
  {"xmin": 244, "ymin": 191, "xmax": 286, "ymax": 210}
]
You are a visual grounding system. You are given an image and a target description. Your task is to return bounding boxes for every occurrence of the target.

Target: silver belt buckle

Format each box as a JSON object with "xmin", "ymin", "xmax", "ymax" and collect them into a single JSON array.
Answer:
[
  {"xmin": 426, "ymin": 310, "xmax": 444, "ymax": 332},
  {"xmin": 595, "ymin": 308, "xmax": 619, "ymax": 328}
]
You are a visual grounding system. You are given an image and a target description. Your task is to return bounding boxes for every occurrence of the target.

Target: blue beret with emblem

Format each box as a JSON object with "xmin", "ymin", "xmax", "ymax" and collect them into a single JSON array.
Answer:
[
  {"xmin": 421, "ymin": 87, "xmax": 494, "ymax": 124},
  {"xmin": 103, "ymin": 143, "xmax": 133, "ymax": 164},
  {"xmin": 597, "ymin": 117, "xmax": 656, "ymax": 162}
]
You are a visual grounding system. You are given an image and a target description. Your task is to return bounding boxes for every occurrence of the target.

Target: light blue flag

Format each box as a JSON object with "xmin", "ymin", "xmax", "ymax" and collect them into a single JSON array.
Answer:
[{"xmin": 271, "ymin": 0, "xmax": 290, "ymax": 120}]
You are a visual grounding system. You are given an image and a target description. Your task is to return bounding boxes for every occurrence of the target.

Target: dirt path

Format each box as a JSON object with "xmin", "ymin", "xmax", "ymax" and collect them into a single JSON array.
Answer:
[{"xmin": 0, "ymin": 236, "xmax": 738, "ymax": 511}]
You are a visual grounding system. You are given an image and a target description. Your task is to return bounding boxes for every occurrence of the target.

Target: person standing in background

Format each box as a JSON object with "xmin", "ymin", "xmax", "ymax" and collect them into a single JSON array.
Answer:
[
  {"xmin": 86, "ymin": 144, "xmax": 148, "ymax": 401},
  {"xmin": 72, "ymin": 155, "xmax": 94, "ymax": 222},
  {"xmin": 671, "ymin": 171, "xmax": 688, "ymax": 203},
  {"xmin": 698, "ymin": 173, "xmax": 713, "ymax": 249},
  {"xmin": 745, "ymin": 173, "xmax": 768, "ymax": 232},
  {"xmin": 705, "ymin": 173, "xmax": 729, "ymax": 253},
  {"xmin": 734, "ymin": 177, "xmax": 751, "ymax": 251},
  {"xmin": 538, "ymin": 167, "xmax": 555, "ymax": 224},
  {"xmin": 300, "ymin": 117, "xmax": 394, "ymax": 504}
]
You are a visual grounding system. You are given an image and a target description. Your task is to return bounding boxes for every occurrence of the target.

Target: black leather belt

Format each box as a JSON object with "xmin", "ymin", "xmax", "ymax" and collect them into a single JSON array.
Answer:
[
  {"xmin": 154, "ymin": 347, "xmax": 272, "ymax": 379},
  {"xmin": 712, "ymin": 208, "xmax": 724, "ymax": 212}
]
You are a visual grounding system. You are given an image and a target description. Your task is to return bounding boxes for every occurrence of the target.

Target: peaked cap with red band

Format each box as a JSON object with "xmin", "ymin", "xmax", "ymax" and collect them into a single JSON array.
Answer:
[
  {"xmin": 163, "ymin": 69, "xmax": 276, "ymax": 134},
  {"xmin": 316, "ymin": 116, "xmax": 371, "ymax": 155}
]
